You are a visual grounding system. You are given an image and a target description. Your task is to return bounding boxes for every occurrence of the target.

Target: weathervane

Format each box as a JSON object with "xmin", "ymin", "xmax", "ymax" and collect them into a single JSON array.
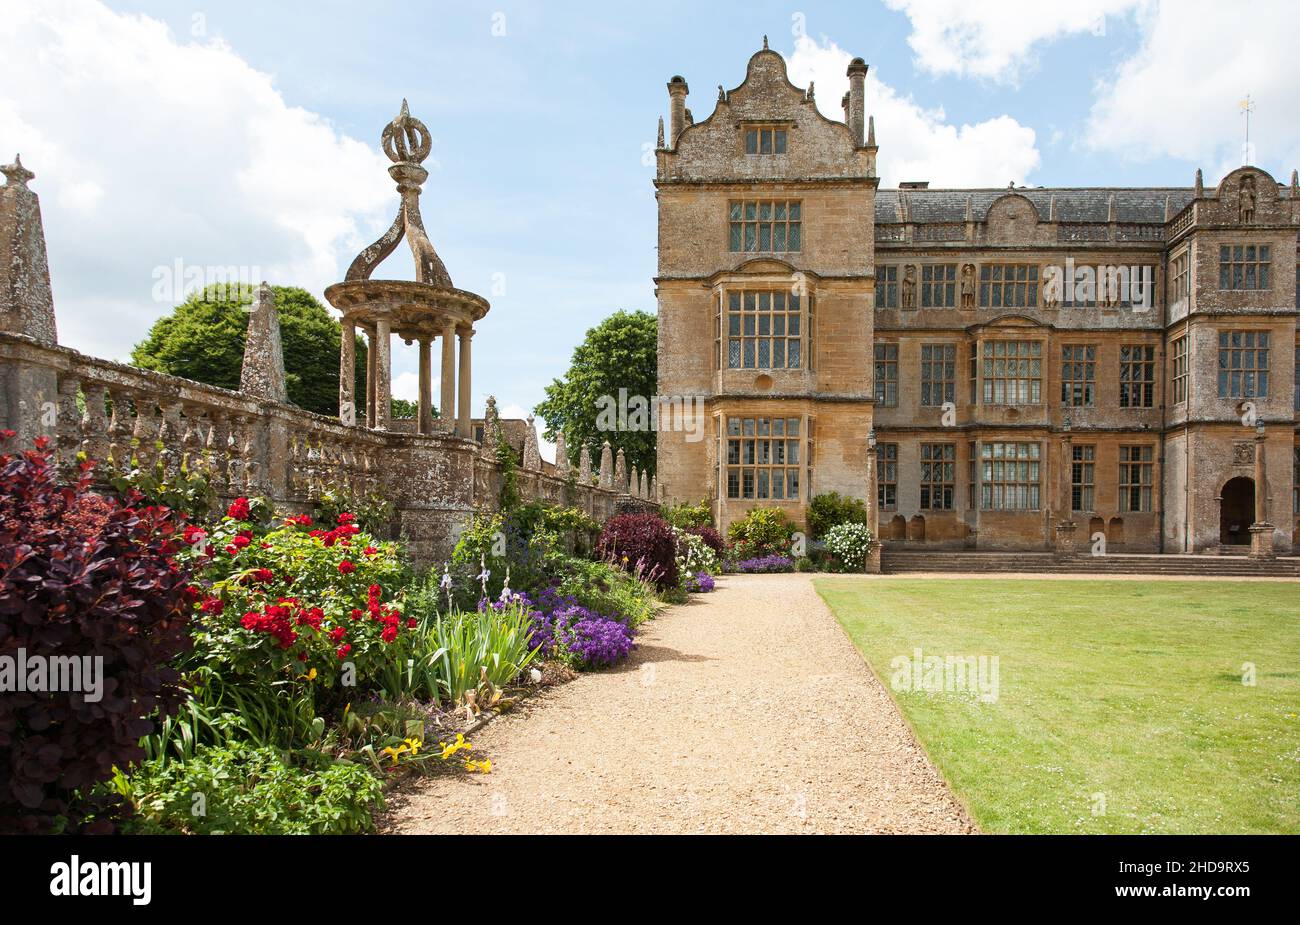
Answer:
[{"xmin": 1240, "ymin": 94, "xmax": 1255, "ymax": 165}]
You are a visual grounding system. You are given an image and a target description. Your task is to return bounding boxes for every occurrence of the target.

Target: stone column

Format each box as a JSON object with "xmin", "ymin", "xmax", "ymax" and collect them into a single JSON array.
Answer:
[
  {"xmin": 1249, "ymin": 425, "xmax": 1274, "ymax": 559},
  {"xmin": 440, "ymin": 319, "xmax": 456, "ymax": 422},
  {"xmin": 417, "ymin": 338, "xmax": 432, "ymax": 435},
  {"xmin": 365, "ymin": 327, "xmax": 377, "ymax": 428},
  {"xmin": 457, "ymin": 326, "xmax": 472, "ymax": 438},
  {"xmin": 865, "ymin": 435, "xmax": 882, "ymax": 574},
  {"xmin": 373, "ymin": 317, "xmax": 391, "ymax": 430},
  {"xmin": 340, "ymin": 319, "xmax": 356, "ymax": 426},
  {"xmin": 1055, "ymin": 431, "xmax": 1078, "ymax": 558}
]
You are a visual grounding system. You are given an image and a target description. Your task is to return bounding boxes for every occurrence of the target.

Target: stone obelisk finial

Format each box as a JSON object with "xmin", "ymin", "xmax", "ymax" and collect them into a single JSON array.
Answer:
[
  {"xmin": 240, "ymin": 282, "xmax": 288, "ymax": 403},
  {"xmin": 1, "ymin": 154, "xmax": 57, "ymax": 346}
]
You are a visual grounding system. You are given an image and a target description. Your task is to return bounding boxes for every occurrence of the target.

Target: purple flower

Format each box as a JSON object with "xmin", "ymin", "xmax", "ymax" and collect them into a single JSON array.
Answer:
[
  {"xmin": 735, "ymin": 555, "xmax": 794, "ymax": 574},
  {"xmin": 690, "ymin": 572, "xmax": 715, "ymax": 592}
]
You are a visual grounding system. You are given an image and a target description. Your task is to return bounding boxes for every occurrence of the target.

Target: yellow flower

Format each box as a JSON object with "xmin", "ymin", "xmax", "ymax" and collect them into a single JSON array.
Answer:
[
  {"xmin": 297, "ymin": 667, "xmax": 318, "ymax": 682},
  {"xmin": 379, "ymin": 744, "xmax": 406, "ymax": 766},
  {"xmin": 464, "ymin": 758, "xmax": 491, "ymax": 774},
  {"xmin": 404, "ymin": 737, "xmax": 422, "ymax": 756},
  {"xmin": 438, "ymin": 733, "xmax": 472, "ymax": 759}
]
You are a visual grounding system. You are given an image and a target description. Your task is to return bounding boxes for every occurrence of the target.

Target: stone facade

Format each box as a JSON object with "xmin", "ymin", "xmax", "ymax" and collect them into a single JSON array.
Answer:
[{"xmin": 655, "ymin": 44, "xmax": 1300, "ymax": 557}]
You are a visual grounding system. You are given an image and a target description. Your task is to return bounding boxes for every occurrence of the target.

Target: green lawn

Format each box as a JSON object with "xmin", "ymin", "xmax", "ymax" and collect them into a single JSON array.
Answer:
[{"xmin": 815, "ymin": 578, "xmax": 1300, "ymax": 834}]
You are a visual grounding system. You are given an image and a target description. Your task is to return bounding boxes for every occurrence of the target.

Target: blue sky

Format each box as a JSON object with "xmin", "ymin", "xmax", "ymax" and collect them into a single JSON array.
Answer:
[{"xmin": 3, "ymin": 1, "xmax": 1296, "ymax": 450}]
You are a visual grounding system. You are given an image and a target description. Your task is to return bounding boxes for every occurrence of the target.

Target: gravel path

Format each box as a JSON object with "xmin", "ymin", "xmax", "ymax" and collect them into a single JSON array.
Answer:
[{"xmin": 385, "ymin": 573, "xmax": 974, "ymax": 834}]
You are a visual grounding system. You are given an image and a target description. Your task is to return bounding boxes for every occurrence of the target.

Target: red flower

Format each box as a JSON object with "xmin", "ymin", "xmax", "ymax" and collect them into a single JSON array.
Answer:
[
  {"xmin": 284, "ymin": 514, "xmax": 313, "ymax": 526},
  {"xmin": 406, "ymin": 617, "xmax": 417, "ymax": 628},
  {"xmin": 381, "ymin": 625, "xmax": 398, "ymax": 643},
  {"xmin": 363, "ymin": 546, "xmax": 378, "ymax": 556},
  {"xmin": 337, "ymin": 512, "xmax": 356, "ymax": 525},
  {"xmin": 200, "ymin": 597, "xmax": 224, "ymax": 615},
  {"xmin": 225, "ymin": 544, "xmax": 240, "ymax": 556},
  {"xmin": 227, "ymin": 497, "xmax": 251, "ymax": 520},
  {"xmin": 253, "ymin": 568, "xmax": 274, "ymax": 584},
  {"xmin": 231, "ymin": 535, "xmax": 251, "ymax": 549},
  {"xmin": 349, "ymin": 608, "xmax": 363, "ymax": 621},
  {"xmin": 329, "ymin": 626, "xmax": 347, "ymax": 643},
  {"xmin": 336, "ymin": 644, "xmax": 352, "ymax": 660},
  {"xmin": 182, "ymin": 525, "xmax": 207, "ymax": 545},
  {"xmin": 338, "ymin": 560, "xmax": 356, "ymax": 575},
  {"xmin": 368, "ymin": 584, "xmax": 381, "ymax": 599}
]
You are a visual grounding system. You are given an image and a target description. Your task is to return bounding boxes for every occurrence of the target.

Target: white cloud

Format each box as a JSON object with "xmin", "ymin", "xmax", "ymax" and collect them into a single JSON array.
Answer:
[
  {"xmin": 0, "ymin": 0, "xmax": 392, "ymax": 361},
  {"xmin": 787, "ymin": 35, "xmax": 1041, "ymax": 186},
  {"xmin": 1085, "ymin": 0, "xmax": 1300, "ymax": 180},
  {"xmin": 883, "ymin": 0, "xmax": 1142, "ymax": 84}
]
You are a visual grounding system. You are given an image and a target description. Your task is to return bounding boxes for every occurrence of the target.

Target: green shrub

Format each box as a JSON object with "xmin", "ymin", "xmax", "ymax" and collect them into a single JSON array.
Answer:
[
  {"xmin": 552, "ymin": 557, "xmax": 660, "ymax": 628},
  {"xmin": 113, "ymin": 746, "xmax": 383, "ymax": 834},
  {"xmin": 663, "ymin": 499, "xmax": 712, "ymax": 530},
  {"xmin": 106, "ymin": 451, "xmax": 217, "ymax": 520},
  {"xmin": 806, "ymin": 491, "xmax": 870, "ymax": 540},
  {"xmin": 727, "ymin": 507, "xmax": 797, "ymax": 559},
  {"xmin": 314, "ymin": 486, "xmax": 396, "ymax": 539},
  {"xmin": 795, "ymin": 556, "xmax": 818, "ymax": 572}
]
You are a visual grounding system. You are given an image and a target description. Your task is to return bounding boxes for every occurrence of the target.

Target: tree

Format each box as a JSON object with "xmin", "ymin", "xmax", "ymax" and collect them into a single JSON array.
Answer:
[
  {"xmin": 536, "ymin": 309, "xmax": 657, "ymax": 476},
  {"xmin": 131, "ymin": 284, "xmax": 367, "ymax": 418}
]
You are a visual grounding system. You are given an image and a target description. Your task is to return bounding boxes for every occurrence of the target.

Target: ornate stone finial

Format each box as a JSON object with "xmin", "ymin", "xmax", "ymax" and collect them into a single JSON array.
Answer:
[
  {"xmin": 866, "ymin": 115, "xmax": 876, "ymax": 146},
  {"xmin": 650, "ymin": 475, "xmax": 657, "ymax": 502},
  {"xmin": 381, "ymin": 99, "xmax": 432, "ymax": 166},
  {"xmin": 718, "ymin": 85, "xmax": 726, "ymax": 102},
  {"xmin": 639, "ymin": 469, "xmax": 649, "ymax": 499},
  {"xmin": 2, "ymin": 154, "xmax": 34, "ymax": 189},
  {"xmin": 1195, "ymin": 168, "xmax": 1204, "ymax": 197},
  {"xmin": 240, "ymin": 283, "xmax": 288, "ymax": 403},
  {"xmin": 614, "ymin": 447, "xmax": 627, "ymax": 491},
  {"xmin": 0, "ymin": 153, "xmax": 57, "ymax": 347},
  {"xmin": 522, "ymin": 414, "xmax": 542, "ymax": 471},
  {"xmin": 553, "ymin": 431, "xmax": 570, "ymax": 475},
  {"xmin": 629, "ymin": 464, "xmax": 640, "ymax": 498},
  {"xmin": 345, "ymin": 100, "xmax": 452, "ymax": 288},
  {"xmin": 1291, "ymin": 169, "xmax": 1298, "ymax": 196},
  {"xmin": 480, "ymin": 395, "xmax": 502, "ymax": 458},
  {"xmin": 807, "ymin": 81, "xmax": 815, "ymax": 101},
  {"xmin": 598, "ymin": 440, "xmax": 613, "ymax": 489},
  {"xmin": 579, "ymin": 443, "xmax": 593, "ymax": 483},
  {"xmin": 762, "ymin": 34, "xmax": 768, "ymax": 50},
  {"xmin": 657, "ymin": 116, "xmax": 665, "ymax": 148}
]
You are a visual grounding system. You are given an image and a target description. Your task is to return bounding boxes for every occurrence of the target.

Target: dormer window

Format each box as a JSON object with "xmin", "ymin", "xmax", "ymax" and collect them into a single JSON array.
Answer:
[{"xmin": 745, "ymin": 126, "xmax": 787, "ymax": 155}]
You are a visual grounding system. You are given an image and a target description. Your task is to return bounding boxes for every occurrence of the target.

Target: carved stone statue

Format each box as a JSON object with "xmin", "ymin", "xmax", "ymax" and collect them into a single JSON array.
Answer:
[
  {"xmin": 960, "ymin": 263, "xmax": 976, "ymax": 309},
  {"xmin": 1239, "ymin": 174, "xmax": 1257, "ymax": 223},
  {"xmin": 901, "ymin": 264, "xmax": 916, "ymax": 309}
]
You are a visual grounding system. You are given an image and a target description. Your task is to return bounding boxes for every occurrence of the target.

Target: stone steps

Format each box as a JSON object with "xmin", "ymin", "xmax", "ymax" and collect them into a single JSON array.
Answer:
[{"xmin": 880, "ymin": 550, "xmax": 1300, "ymax": 577}]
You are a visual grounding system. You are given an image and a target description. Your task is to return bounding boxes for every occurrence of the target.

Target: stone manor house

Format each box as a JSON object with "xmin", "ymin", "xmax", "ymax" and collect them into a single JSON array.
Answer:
[{"xmin": 655, "ymin": 42, "xmax": 1300, "ymax": 557}]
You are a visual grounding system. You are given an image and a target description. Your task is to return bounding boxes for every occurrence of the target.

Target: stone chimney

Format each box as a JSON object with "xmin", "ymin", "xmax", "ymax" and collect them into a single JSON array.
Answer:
[
  {"xmin": 0, "ymin": 155, "xmax": 57, "ymax": 346},
  {"xmin": 240, "ymin": 283, "xmax": 288, "ymax": 403},
  {"xmin": 846, "ymin": 58, "xmax": 868, "ymax": 147},
  {"xmin": 667, "ymin": 76, "xmax": 689, "ymax": 148}
]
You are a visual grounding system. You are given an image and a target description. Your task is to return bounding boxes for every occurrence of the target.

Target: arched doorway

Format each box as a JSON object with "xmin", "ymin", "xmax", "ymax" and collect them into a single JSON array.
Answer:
[{"xmin": 1220, "ymin": 477, "xmax": 1255, "ymax": 545}]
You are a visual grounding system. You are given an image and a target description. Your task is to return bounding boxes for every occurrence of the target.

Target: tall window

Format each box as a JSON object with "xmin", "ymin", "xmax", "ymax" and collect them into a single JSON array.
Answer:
[
  {"xmin": 981, "ymin": 442, "xmax": 1041, "ymax": 510},
  {"xmin": 1294, "ymin": 447, "xmax": 1299, "ymax": 514},
  {"xmin": 729, "ymin": 200, "xmax": 801, "ymax": 253},
  {"xmin": 1119, "ymin": 445, "xmax": 1154, "ymax": 512},
  {"xmin": 744, "ymin": 126, "xmax": 787, "ymax": 155},
  {"xmin": 979, "ymin": 264, "xmax": 1039, "ymax": 308},
  {"xmin": 967, "ymin": 442, "xmax": 977, "ymax": 510},
  {"xmin": 1071, "ymin": 445, "xmax": 1095, "ymax": 512},
  {"xmin": 1294, "ymin": 344, "xmax": 1300, "ymax": 411},
  {"xmin": 725, "ymin": 416, "xmax": 802, "ymax": 500},
  {"xmin": 1061, "ymin": 345, "xmax": 1096, "ymax": 407},
  {"xmin": 1119, "ymin": 345, "xmax": 1156, "ymax": 408},
  {"xmin": 920, "ymin": 344, "xmax": 956, "ymax": 406},
  {"xmin": 877, "ymin": 266, "xmax": 899, "ymax": 309},
  {"xmin": 1217, "ymin": 331, "xmax": 1269, "ymax": 398},
  {"xmin": 921, "ymin": 264, "xmax": 957, "ymax": 308},
  {"xmin": 1171, "ymin": 251, "xmax": 1190, "ymax": 304},
  {"xmin": 1219, "ymin": 244, "xmax": 1270, "ymax": 290},
  {"xmin": 725, "ymin": 290, "xmax": 802, "ymax": 369},
  {"xmin": 920, "ymin": 443, "xmax": 956, "ymax": 510},
  {"xmin": 981, "ymin": 340, "xmax": 1042, "ymax": 404},
  {"xmin": 874, "ymin": 343, "xmax": 899, "ymax": 407},
  {"xmin": 877, "ymin": 443, "xmax": 897, "ymax": 510},
  {"xmin": 1172, "ymin": 335, "xmax": 1189, "ymax": 405}
]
